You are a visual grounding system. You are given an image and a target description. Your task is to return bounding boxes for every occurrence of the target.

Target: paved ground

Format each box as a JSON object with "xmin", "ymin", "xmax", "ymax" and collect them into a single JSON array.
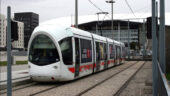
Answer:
[
  {"xmin": 0, "ymin": 64, "xmax": 28, "ymax": 72},
  {"xmin": 119, "ymin": 61, "xmax": 152, "ymax": 96},
  {"xmin": 0, "ymin": 61, "xmax": 136, "ymax": 96},
  {"xmin": 0, "ymin": 61, "xmax": 153, "ymax": 96},
  {"xmin": 0, "ymin": 64, "xmax": 29, "ymax": 90},
  {"xmin": 0, "ymin": 55, "xmax": 27, "ymax": 62}
]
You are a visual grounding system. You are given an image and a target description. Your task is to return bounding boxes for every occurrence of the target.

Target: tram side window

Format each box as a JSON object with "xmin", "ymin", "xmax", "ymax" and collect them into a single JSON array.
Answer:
[
  {"xmin": 103, "ymin": 43, "xmax": 107, "ymax": 60},
  {"xmin": 80, "ymin": 39, "xmax": 92, "ymax": 63},
  {"xmin": 59, "ymin": 37, "xmax": 73, "ymax": 65},
  {"xmin": 99, "ymin": 43, "xmax": 104, "ymax": 60},
  {"xmin": 109, "ymin": 44, "xmax": 114, "ymax": 59}
]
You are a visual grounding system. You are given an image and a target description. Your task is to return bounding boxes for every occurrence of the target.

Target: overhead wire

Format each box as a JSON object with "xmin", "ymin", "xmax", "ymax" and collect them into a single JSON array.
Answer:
[
  {"xmin": 134, "ymin": 4, "xmax": 150, "ymax": 13},
  {"xmin": 124, "ymin": 0, "xmax": 137, "ymax": 18},
  {"xmin": 87, "ymin": 0, "xmax": 110, "ymax": 36},
  {"xmin": 138, "ymin": 6, "xmax": 151, "ymax": 18},
  {"xmin": 87, "ymin": 0, "xmax": 111, "ymax": 19},
  {"xmin": 88, "ymin": 0, "xmax": 104, "ymax": 12}
]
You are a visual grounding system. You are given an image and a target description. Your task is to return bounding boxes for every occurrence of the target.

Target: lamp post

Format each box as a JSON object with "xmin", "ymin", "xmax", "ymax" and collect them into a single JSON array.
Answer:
[
  {"xmin": 96, "ymin": 12, "xmax": 109, "ymax": 36},
  {"xmin": 106, "ymin": 0, "xmax": 115, "ymax": 39}
]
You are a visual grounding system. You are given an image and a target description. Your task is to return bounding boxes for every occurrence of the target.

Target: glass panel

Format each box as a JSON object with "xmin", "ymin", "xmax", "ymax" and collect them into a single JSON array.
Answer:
[
  {"xmin": 109, "ymin": 44, "xmax": 114, "ymax": 59},
  {"xmin": 103, "ymin": 43, "xmax": 107, "ymax": 60},
  {"xmin": 75, "ymin": 38, "xmax": 80, "ymax": 64},
  {"xmin": 99, "ymin": 43, "xmax": 104, "ymax": 60},
  {"xmin": 59, "ymin": 37, "xmax": 73, "ymax": 65},
  {"xmin": 80, "ymin": 39, "xmax": 92, "ymax": 63},
  {"xmin": 117, "ymin": 46, "xmax": 121, "ymax": 58},
  {"xmin": 29, "ymin": 34, "xmax": 60, "ymax": 66}
]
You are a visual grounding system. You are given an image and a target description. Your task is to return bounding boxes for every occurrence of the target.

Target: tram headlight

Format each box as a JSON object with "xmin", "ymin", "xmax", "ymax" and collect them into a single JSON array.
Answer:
[
  {"xmin": 28, "ymin": 65, "xmax": 31, "ymax": 68},
  {"xmin": 53, "ymin": 66, "xmax": 58, "ymax": 69}
]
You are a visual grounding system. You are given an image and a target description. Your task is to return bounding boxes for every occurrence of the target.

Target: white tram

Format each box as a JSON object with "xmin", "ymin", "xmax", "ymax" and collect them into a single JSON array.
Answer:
[{"xmin": 28, "ymin": 24, "xmax": 126, "ymax": 82}]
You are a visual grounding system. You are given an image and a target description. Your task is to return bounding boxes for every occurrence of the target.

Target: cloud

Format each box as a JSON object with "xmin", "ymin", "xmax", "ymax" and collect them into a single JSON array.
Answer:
[{"xmin": 1, "ymin": 0, "xmax": 169, "ymax": 22}]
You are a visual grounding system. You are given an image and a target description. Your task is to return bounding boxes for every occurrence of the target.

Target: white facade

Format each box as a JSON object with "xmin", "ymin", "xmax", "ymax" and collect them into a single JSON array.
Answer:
[
  {"xmin": 0, "ymin": 14, "xmax": 7, "ymax": 48},
  {"xmin": 0, "ymin": 14, "xmax": 24, "ymax": 49},
  {"xmin": 139, "ymin": 25, "xmax": 147, "ymax": 46},
  {"xmin": 12, "ymin": 21, "xmax": 24, "ymax": 49}
]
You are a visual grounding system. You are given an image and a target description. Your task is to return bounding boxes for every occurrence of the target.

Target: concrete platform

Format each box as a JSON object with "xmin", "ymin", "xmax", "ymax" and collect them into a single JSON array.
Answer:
[{"xmin": 0, "ymin": 69, "xmax": 31, "ymax": 89}]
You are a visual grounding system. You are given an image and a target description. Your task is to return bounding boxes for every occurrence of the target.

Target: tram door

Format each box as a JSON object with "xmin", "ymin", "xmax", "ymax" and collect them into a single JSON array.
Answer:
[
  {"xmin": 104, "ymin": 43, "xmax": 108, "ymax": 69},
  {"xmin": 75, "ymin": 38, "xmax": 80, "ymax": 77},
  {"xmin": 96, "ymin": 42, "xmax": 100, "ymax": 72},
  {"xmin": 115, "ymin": 45, "xmax": 118, "ymax": 65},
  {"xmin": 117, "ymin": 46, "xmax": 121, "ymax": 64}
]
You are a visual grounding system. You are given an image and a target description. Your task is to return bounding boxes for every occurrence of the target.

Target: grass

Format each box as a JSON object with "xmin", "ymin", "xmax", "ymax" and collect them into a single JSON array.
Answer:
[
  {"xmin": 166, "ymin": 72, "xmax": 170, "ymax": 81},
  {"xmin": 0, "ymin": 61, "xmax": 28, "ymax": 66},
  {"xmin": 0, "ymin": 61, "xmax": 7, "ymax": 66},
  {"xmin": 16, "ymin": 61, "xmax": 28, "ymax": 65}
]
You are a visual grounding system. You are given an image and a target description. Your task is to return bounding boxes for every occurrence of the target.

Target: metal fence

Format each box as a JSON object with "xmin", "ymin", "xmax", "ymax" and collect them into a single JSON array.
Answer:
[
  {"xmin": 157, "ymin": 62, "xmax": 170, "ymax": 96},
  {"xmin": 152, "ymin": 0, "xmax": 170, "ymax": 95}
]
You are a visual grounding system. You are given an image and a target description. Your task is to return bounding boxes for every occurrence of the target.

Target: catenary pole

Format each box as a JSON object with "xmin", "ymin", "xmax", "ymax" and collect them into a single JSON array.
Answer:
[
  {"xmin": 7, "ymin": 6, "xmax": 12, "ymax": 96},
  {"xmin": 159, "ymin": 0, "xmax": 166, "ymax": 73},
  {"xmin": 75, "ymin": 0, "xmax": 78, "ymax": 28},
  {"xmin": 152, "ymin": 0, "xmax": 158, "ymax": 95},
  {"xmin": 142, "ymin": 19, "xmax": 145, "ymax": 59},
  {"xmin": 111, "ymin": 1, "xmax": 113, "ymax": 39},
  {"xmin": 0, "ymin": 0, "xmax": 2, "ymax": 86},
  {"xmin": 128, "ymin": 20, "xmax": 130, "ymax": 59},
  {"xmin": 106, "ymin": 0, "xmax": 115, "ymax": 39}
]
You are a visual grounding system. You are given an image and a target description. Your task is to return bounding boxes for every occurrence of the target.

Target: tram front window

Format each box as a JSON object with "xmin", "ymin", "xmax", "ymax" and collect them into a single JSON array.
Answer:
[{"xmin": 29, "ymin": 34, "xmax": 60, "ymax": 66}]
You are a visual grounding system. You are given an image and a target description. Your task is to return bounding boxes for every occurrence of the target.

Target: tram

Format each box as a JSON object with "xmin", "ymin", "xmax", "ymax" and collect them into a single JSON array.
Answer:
[{"xmin": 28, "ymin": 24, "xmax": 126, "ymax": 82}]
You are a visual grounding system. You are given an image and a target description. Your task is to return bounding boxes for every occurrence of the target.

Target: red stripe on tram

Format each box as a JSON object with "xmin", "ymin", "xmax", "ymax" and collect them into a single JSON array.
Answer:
[
  {"xmin": 68, "ymin": 63, "xmax": 96, "ymax": 73},
  {"xmin": 68, "ymin": 67, "xmax": 75, "ymax": 73}
]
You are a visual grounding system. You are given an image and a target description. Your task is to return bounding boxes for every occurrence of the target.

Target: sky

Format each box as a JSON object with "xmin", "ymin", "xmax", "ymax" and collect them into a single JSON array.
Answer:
[{"xmin": 0, "ymin": 0, "xmax": 170, "ymax": 23}]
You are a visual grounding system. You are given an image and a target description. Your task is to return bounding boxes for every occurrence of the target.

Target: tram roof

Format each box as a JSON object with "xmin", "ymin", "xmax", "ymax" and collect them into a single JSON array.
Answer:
[
  {"xmin": 68, "ymin": 27, "xmax": 92, "ymax": 38},
  {"xmin": 92, "ymin": 33, "xmax": 107, "ymax": 42},
  {"xmin": 106, "ymin": 38, "xmax": 114, "ymax": 43}
]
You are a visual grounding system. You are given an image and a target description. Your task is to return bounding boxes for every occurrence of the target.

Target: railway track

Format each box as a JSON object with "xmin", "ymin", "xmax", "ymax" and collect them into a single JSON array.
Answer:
[
  {"xmin": 76, "ymin": 61, "xmax": 144, "ymax": 96},
  {"xmin": 0, "ymin": 81, "xmax": 66, "ymax": 96},
  {"xmin": 0, "ymin": 61, "xmax": 142, "ymax": 96},
  {"xmin": 113, "ymin": 61, "xmax": 146, "ymax": 96}
]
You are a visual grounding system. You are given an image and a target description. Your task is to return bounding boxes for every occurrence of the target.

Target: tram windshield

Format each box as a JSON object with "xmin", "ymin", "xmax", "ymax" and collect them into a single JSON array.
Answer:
[{"xmin": 29, "ymin": 34, "xmax": 60, "ymax": 66}]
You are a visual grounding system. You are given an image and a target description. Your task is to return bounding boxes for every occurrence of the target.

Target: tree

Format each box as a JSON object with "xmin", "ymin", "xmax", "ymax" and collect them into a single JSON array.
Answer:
[{"xmin": 130, "ymin": 42, "xmax": 139, "ymax": 50}]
